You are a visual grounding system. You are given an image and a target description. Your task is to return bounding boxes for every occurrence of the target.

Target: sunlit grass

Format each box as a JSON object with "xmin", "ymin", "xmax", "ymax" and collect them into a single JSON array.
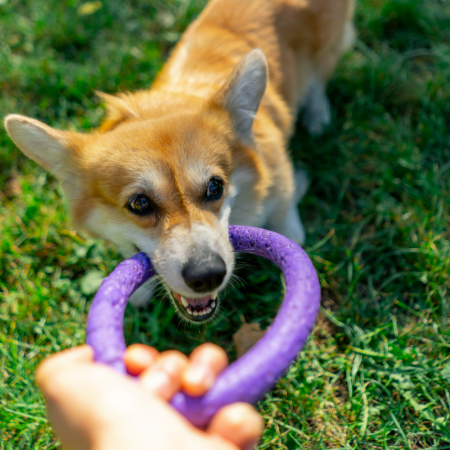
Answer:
[{"xmin": 1, "ymin": 0, "xmax": 449, "ymax": 448}]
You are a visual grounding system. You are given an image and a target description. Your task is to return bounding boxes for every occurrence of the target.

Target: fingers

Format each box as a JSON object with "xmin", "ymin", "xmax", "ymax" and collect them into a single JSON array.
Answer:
[
  {"xmin": 130, "ymin": 343, "xmax": 228, "ymax": 399},
  {"xmin": 36, "ymin": 353, "xmax": 188, "ymax": 450},
  {"xmin": 36, "ymin": 345, "xmax": 93, "ymax": 391},
  {"xmin": 140, "ymin": 350, "xmax": 189, "ymax": 400},
  {"xmin": 124, "ymin": 344, "xmax": 159, "ymax": 376},
  {"xmin": 207, "ymin": 403, "xmax": 263, "ymax": 450},
  {"xmin": 182, "ymin": 343, "xmax": 228, "ymax": 396}
]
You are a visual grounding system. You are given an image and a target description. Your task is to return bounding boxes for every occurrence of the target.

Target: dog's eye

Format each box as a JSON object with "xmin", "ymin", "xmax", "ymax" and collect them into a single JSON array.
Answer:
[
  {"xmin": 206, "ymin": 178, "xmax": 224, "ymax": 201},
  {"xmin": 127, "ymin": 194, "xmax": 155, "ymax": 216}
]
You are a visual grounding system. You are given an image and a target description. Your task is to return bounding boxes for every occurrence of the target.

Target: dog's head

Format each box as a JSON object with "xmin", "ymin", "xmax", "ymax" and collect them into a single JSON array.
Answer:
[{"xmin": 5, "ymin": 50, "xmax": 268, "ymax": 323}]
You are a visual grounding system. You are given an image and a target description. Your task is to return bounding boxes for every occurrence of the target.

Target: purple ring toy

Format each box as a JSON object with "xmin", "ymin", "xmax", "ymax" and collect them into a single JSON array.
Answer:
[{"xmin": 86, "ymin": 225, "xmax": 320, "ymax": 428}]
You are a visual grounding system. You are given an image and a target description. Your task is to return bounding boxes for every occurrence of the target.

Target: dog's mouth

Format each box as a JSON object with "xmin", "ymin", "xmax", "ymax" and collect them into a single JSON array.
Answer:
[{"xmin": 171, "ymin": 291, "xmax": 218, "ymax": 323}]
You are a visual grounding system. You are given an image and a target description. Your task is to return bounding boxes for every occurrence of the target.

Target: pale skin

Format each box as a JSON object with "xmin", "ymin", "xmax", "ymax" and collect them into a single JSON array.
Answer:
[{"xmin": 36, "ymin": 343, "xmax": 263, "ymax": 450}]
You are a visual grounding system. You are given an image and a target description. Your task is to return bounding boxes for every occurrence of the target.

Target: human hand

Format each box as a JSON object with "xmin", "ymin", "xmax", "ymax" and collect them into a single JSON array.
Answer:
[{"xmin": 36, "ymin": 344, "xmax": 262, "ymax": 450}]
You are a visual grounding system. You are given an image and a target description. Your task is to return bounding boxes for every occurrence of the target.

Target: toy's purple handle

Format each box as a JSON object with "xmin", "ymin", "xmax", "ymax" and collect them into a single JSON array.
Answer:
[{"xmin": 86, "ymin": 225, "xmax": 320, "ymax": 428}]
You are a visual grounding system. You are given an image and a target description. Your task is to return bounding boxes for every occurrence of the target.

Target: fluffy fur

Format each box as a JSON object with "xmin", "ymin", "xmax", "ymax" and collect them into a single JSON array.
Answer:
[{"xmin": 5, "ymin": 0, "xmax": 354, "ymax": 322}]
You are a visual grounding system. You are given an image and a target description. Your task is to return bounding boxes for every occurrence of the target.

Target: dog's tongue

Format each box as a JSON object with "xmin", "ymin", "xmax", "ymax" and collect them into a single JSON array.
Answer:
[{"xmin": 173, "ymin": 292, "xmax": 212, "ymax": 307}]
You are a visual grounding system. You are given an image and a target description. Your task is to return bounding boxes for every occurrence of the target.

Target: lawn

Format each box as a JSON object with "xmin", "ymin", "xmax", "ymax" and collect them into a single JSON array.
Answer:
[{"xmin": 1, "ymin": 0, "xmax": 450, "ymax": 448}]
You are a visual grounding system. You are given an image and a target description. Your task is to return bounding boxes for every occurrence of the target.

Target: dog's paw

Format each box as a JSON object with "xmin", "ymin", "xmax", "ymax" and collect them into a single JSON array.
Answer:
[
  {"xmin": 301, "ymin": 78, "xmax": 331, "ymax": 136},
  {"xmin": 302, "ymin": 94, "xmax": 331, "ymax": 136}
]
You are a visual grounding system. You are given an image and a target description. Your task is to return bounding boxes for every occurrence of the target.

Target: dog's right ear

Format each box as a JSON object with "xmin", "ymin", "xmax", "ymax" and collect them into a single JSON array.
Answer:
[
  {"xmin": 213, "ymin": 49, "xmax": 268, "ymax": 142},
  {"xmin": 4, "ymin": 114, "xmax": 84, "ymax": 192}
]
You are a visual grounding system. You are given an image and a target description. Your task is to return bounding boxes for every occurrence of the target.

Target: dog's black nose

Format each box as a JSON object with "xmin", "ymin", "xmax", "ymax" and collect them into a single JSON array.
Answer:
[{"xmin": 182, "ymin": 253, "xmax": 226, "ymax": 293}]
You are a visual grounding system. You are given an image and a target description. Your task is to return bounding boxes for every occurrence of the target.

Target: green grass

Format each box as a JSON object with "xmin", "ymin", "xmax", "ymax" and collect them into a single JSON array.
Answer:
[{"xmin": 1, "ymin": 0, "xmax": 450, "ymax": 448}]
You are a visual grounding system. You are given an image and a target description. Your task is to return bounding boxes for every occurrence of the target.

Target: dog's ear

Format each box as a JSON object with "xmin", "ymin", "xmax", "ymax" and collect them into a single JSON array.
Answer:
[
  {"xmin": 4, "ymin": 114, "xmax": 84, "ymax": 192},
  {"xmin": 96, "ymin": 91, "xmax": 140, "ymax": 132},
  {"xmin": 214, "ymin": 49, "xmax": 268, "ymax": 142}
]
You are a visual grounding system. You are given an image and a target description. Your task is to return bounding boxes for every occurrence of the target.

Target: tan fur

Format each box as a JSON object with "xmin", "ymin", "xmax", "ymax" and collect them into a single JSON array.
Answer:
[
  {"xmin": 92, "ymin": 0, "xmax": 354, "ymax": 232},
  {"xmin": 5, "ymin": 0, "xmax": 354, "ymax": 319}
]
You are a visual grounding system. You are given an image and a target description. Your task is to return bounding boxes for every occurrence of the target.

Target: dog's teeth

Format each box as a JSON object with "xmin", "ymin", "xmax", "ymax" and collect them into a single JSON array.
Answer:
[
  {"xmin": 205, "ymin": 306, "xmax": 212, "ymax": 313},
  {"xmin": 212, "ymin": 293, "xmax": 217, "ymax": 300},
  {"xmin": 187, "ymin": 307, "xmax": 194, "ymax": 315},
  {"xmin": 211, "ymin": 301, "xmax": 216, "ymax": 308},
  {"xmin": 181, "ymin": 296, "xmax": 189, "ymax": 307},
  {"xmin": 193, "ymin": 310, "xmax": 199, "ymax": 316}
]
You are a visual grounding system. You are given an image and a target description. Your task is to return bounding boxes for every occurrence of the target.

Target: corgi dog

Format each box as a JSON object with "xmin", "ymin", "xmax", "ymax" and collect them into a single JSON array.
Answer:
[{"xmin": 5, "ymin": 0, "xmax": 354, "ymax": 324}]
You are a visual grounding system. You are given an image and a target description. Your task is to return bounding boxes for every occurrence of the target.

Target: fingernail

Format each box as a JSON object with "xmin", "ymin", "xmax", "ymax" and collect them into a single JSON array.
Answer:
[
  {"xmin": 185, "ymin": 365, "xmax": 214, "ymax": 389},
  {"xmin": 142, "ymin": 370, "xmax": 171, "ymax": 394}
]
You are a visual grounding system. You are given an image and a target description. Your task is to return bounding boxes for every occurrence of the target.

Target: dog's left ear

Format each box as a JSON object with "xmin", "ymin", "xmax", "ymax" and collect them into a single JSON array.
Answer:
[{"xmin": 214, "ymin": 49, "xmax": 268, "ymax": 142}]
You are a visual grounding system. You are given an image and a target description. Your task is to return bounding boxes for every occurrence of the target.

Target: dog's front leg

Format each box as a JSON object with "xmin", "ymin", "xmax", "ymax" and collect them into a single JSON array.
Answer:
[
  {"xmin": 301, "ymin": 76, "xmax": 332, "ymax": 136},
  {"xmin": 129, "ymin": 277, "xmax": 160, "ymax": 308},
  {"xmin": 264, "ymin": 169, "xmax": 308, "ymax": 245}
]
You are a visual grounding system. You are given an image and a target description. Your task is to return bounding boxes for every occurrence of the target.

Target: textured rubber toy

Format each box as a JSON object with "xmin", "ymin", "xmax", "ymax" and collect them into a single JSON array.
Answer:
[{"xmin": 86, "ymin": 225, "xmax": 321, "ymax": 428}]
